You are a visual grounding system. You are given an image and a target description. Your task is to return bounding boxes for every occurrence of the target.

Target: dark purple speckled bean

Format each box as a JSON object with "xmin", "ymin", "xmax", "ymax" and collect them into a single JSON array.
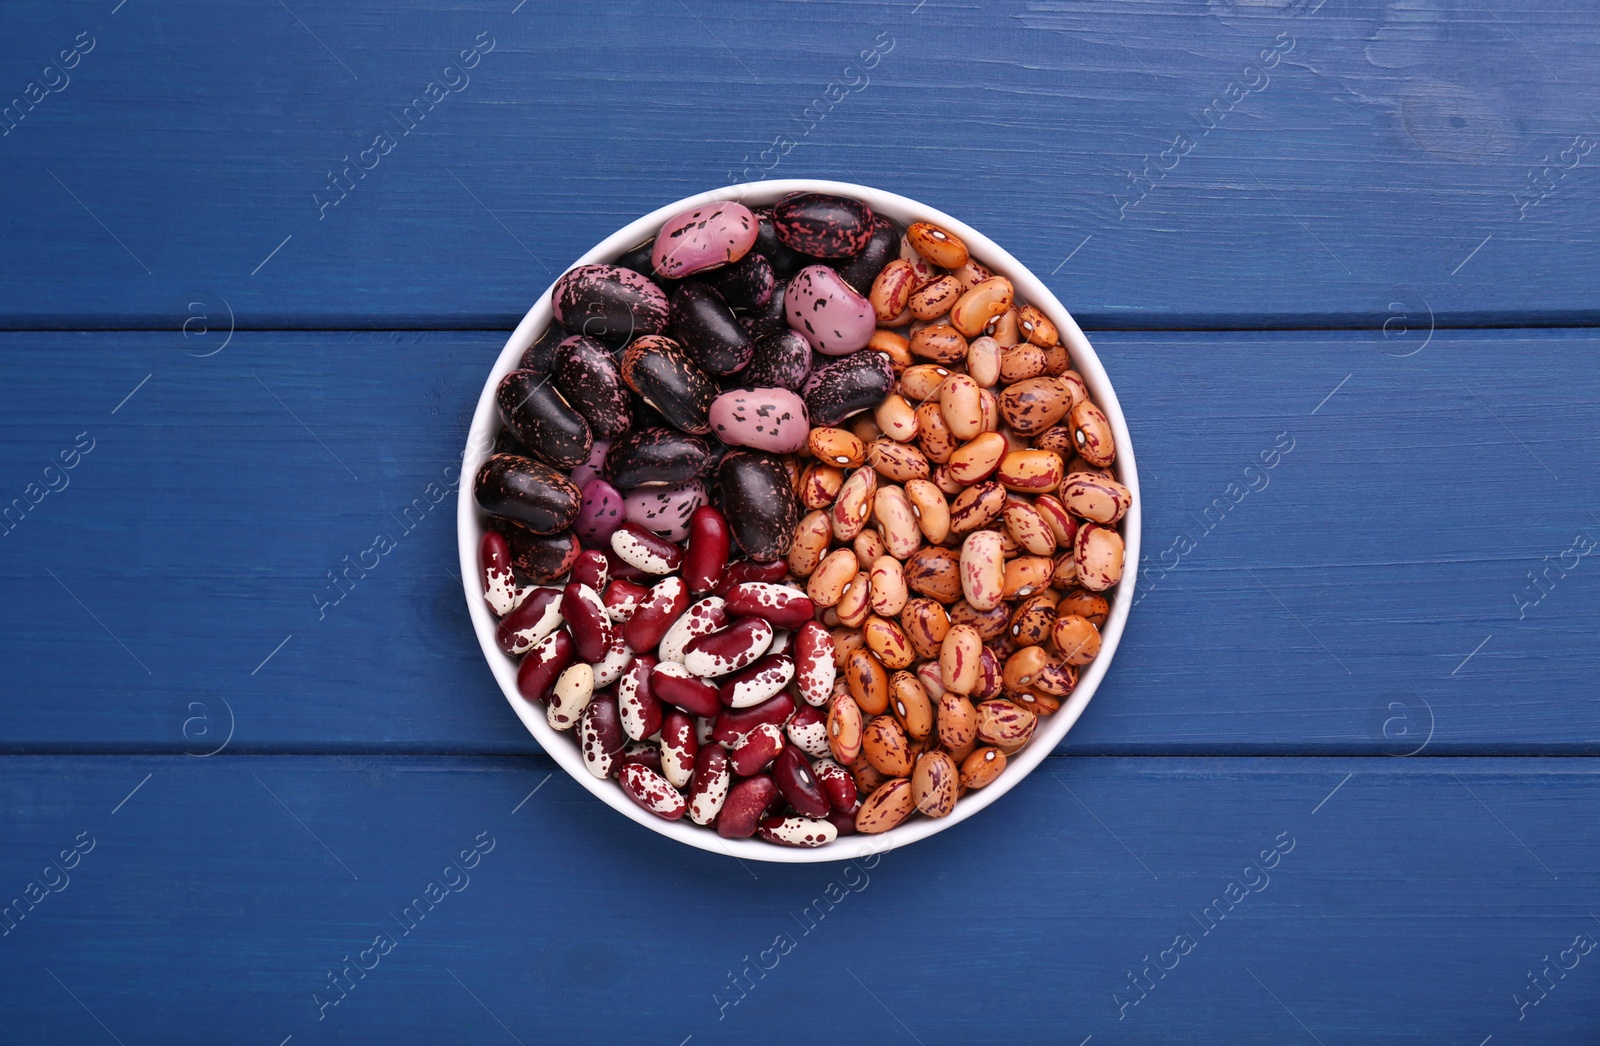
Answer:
[
  {"xmin": 474, "ymin": 454, "xmax": 582, "ymax": 535},
  {"xmin": 603, "ymin": 427, "xmax": 721, "ymax": 490},
  {"xmin": 702, "ymin": 250, "xmax": 775, "ymax": 312},
  {"xmin": 739, "ymin": 328, "xmax": 813, "ymax": 391},
  {"xmin": 754, "ymin": 209, "xmax": 808, "ymax": 279},
  {"xmin": 802, "ymin": 350, "xmax": 896, "ymax": 427},
  {"xmin": 833, "ymin": 216, "xmax": 901, "ymax": 296},
  {"xmin": 552, "ymin": 335, "xmax": 633, "ymax": 439},
  {"xmin": 495, "ymin": 369, "xmax": 593, "ymax": 469},
  {"xmin": 670, "ymin": 282, "xmax": 754, "ymax": 377},
  {"xmin": 773, "ymin": 192, "xmax": 874, "ymax": 259},
  {"xmin": 552, "ymin": 264, "xmax": 670, "ymax": 348},
  {"xmin": 620, "ymin": 335, "xmax": 718, "ymax": 436}
]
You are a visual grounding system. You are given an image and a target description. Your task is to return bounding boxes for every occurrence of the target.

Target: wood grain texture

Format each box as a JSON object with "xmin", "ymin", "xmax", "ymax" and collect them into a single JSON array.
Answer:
[
  {"xmin": 0, "ymin": 0, "xmax": 1597, "ymax": 328},
  {"xmin": 0, "ymin": 328, "xmax": 1594, "ymax": 753},
  {"xmin": 0, "ymin": 755, "xmax": 1595, "ymax": 1044}
]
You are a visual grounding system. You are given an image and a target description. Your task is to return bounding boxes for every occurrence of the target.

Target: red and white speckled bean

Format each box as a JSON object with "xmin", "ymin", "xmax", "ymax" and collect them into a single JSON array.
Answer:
[
  {"xmin": 683, "ymin": 617, "xmax": 774, "ymax": 678},
  {"xmin": 757, "ymin": 815, "xmax": 838, "ymax": 848},
  {"xmin": 811, "ymin": 758, "xmax": 860, "ymax": 815},
  {"xmin": 618, "ymin": 740, "xmax": 662, "ymax": 775},
  {"xmin": 771, "ymin": 745, "xmax": 831, "ymax": 818},
  {"xmin": 710, "ymin": 690, "xmax": 796, "ymax": 747},
  {"xmin": 657, "ymin": 596, "xmax": 728, "ymax": 664},
  {"xmin": 609, "ymin": 522, "xmax": 684, "ymax": 575},
  {"xmin": 515, "ymin": 629, "xmax": 575, "ymax": 704},
  {"xmin": 570, "ymin": 549, "xmax": 611, "ymax": 592},
  {"xmin": 578, "ymin": 690, "xmax": 625, "ymax": 779},
  {"xmin": 545, "ymin": 663, "xmax": 595, "ymax": 731},
  {"xmin": 495, "ymin": 587, "xmax": 563, "ymax": 655},
  {"xmin": 718, "ymin": 653, "xmax": 795, "ymax": 709},
  {"xmin": 785, "ymin": 704, "xmax": 830, "ymax": 757},
  {"xmin": 649, "ymin": 660, "xmax": 723, "ymax": 719},
  {"xmin": 729, "ymin": 722, "xmax": 786, "ymax": 776},
  {"xmin": 617, "ymin": 655, "xmax": 663, "ymax": 741},
  {"xmin": 688, "ymin": 743, "xmax": 731, "ymax": 825},
  {"xmin": 480, "ymin": 530, "xmax": 528, "ymax": 616},
  {"xmin": 560, "ymin": 582, "xmax": 613, "ymax": 663},
  {"xmin": 602, "ymin": 578, "xmax": 648, "ymax": 622},
  {"xmin": 622, "ymin": 576, "xmax": 688, "ymax": 653},
  {"xmin": 682, "ymin": 505, "xmax": 732, "ymax": 595},
  {"xmin": 659, "ymin": 709, "xmax": 698, "ymax": 788},
  {"xmin": 793, "ymin": 621, "xmax": 837, "ymax": 707},
  {"xmin": 591, "ymin": 630, "xmax": 633, "ymax": 688},
  {"xmin": 721, "ymin": 582, "xmax": 816, "ymax": 630},
  {"xmin": 618, "ymin": 762, "xmax": 687, "ymax": 821}
]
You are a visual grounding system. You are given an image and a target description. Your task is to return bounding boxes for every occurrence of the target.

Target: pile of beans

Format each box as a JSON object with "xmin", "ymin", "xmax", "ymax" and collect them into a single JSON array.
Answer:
[{"xmin": 474, "ymin": 190, "xmax": 1129, "ymax": 848}]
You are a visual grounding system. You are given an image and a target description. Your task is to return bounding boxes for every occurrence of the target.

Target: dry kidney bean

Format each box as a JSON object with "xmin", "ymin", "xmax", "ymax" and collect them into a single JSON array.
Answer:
[
  {"xmin": 807, "ymin": 547, "xmax": 858, "ymax": 607},
  {"xmin": 716, "ymin": 775, "xmax": 781, "ymax": 839},
  {"xmin": 658, "ymin": 596, "xmax": 727, "ymax": 664},
  {"xmin": 1070, "ymin": 399, "xmax": 1116, "ymax": 468},
  {"xmin": 830, "ymin": 467, "xmax": 878, "ymax": 542},
  {"xmin": 903, "ymin": 480, "xmax": 950, "ymax": 544},
  {"xmin": 730, "ymin": 723, "xmax": 786, "ymax": 776},
  {"xmin": 1074, "ymin": 523, "xmax": 1125, "ymax": 592},
  {"xmin": 950, "ymin": 277, "xmax": 1014, "ymax": 338},
  {"xmin": 758, "ymin": 815, "xmax": 838, "ymax": 847},
  {"xmin": 619, "ymin": 763, "xmax": 689, "ymax": 820},
  {"xmin": 479, "ymin": 193, "xmax": 1132, "ymax": 850},
  {"xmin": 515, "ymin": 629, "xmax": 575, "ymax": 705},
  {"xmin": 947, "ymin": 481, "xmax": 1006, "ymax": 535},
  {"xmin": 975, "ymin": 699, "xmax": 1036, "ymax": 746},
  {"xmin": 900, "ymin": 364, "xmax": 951, "ymax": 402},
  {"xmin": 788, "ymin": 510, "xmax": 833, "ymax": 577},
  {"xmin": 960, "ymin": 746, "xmax": 1006, "ymax": 789},
  {"xmin": 827, "ymin": 691, "xmax": 864, "ymax": 764},
  {"xmin": 786, "ymin": 703, "xmax": 830, "ymax": 757},
  {"xmin": 844, "ymin": 647, "xmax": 890, "ymax": 715},
  {"xmin": 912, "ymin": 751, "xmax": 959, "ymax": 817},
  {"xmin": 947, "ymin": 432, "xmax": 1007, "ymax": 484},
  {"xmin": 771, "ymin": 745, "xmax": 832, "ymax": 817},
  {"xmin": 861, "ymin": 715, "xmax": 913, "ymax": 777},
  {"xmin": 723, "ymin": 582, "xmax": 815, "ymax": 629},
  {"xmin": 909, "ymin": 275, "xmax": 963, "ymax": 320},
  {"xmin": 495, "ymin": 587, "xmax": 563, "ymax": 656},
  {"xmin": 952, "ymin": 599, "xmax": 1010, "ymax": 642},
  {"xmin": 866, "ymin": 439, "xmax": 930, "ymax": 483},
  {"xmin": 855, "ymin": 779, "xmax": 916, "ymax": 833},
  {"xmin": 907, "ymin": 221, "xmax": 969, "ymax": 269},
  {"xmin": 1059, "ymin": 472, "xmax": 1131, "ymax": 524},
  {"xmin": 688, "ymin": 744, "xmax": 731, "ymax": 825},
  {"xmin": 546, "ymin": 664, "xmax": 596, "ymax": 732},
  {"xmin": 905, "ymin": 546, "xmax": 963, "ymax": 603},
  {"xmin": 587, "ymin": 621, "xmax": 630, "ymax": 687},
  {"xmin": 858, "ymin": 532, "xmax": 892, "ymax": 572},
  {"xmin": 793, "ymin": 621, "xmax": 837, "ymax": 707},
  {"xmin": 711, "ymin": 689, "xmax": 796, "ymax": 747},
  {"xmin": 901, "ymin": 597, "xmax": 951, "ymax": 660},
  {"xmin": 909, "ymin": 323, "xmax": 969, "ymax": 364}
]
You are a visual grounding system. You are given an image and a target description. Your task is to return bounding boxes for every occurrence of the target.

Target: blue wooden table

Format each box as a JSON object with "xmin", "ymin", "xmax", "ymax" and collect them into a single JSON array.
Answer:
[{"xmin": 3, "ymin": 1, "xmax": 1598, "ymax": 1042}]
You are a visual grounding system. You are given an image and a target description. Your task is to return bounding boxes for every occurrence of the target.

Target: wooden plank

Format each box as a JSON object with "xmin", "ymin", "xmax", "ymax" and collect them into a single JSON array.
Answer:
[
  {"xmin": 1, "ymin": 1, "xmax": 1598, "ymax": 328},
  {"xmin": 0, "ymin": 755, "xmax": 1596, "ymax": 1042},
  {"xmin": 1, "ymin": 327, "xmax": 1595, "ymax": 753}
]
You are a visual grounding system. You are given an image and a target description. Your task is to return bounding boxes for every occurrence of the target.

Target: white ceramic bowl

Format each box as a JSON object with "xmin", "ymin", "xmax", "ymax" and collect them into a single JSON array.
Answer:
[{"xmin": 458, "ymin": 179, "xmax": 1140, "ymax": 863}]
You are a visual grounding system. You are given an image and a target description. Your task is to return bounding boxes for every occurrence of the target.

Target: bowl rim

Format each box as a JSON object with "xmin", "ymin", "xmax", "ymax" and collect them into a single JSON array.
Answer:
[{"xmin": 457, "ymin": 178, "xmax": 1140, "ymax": 864}]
